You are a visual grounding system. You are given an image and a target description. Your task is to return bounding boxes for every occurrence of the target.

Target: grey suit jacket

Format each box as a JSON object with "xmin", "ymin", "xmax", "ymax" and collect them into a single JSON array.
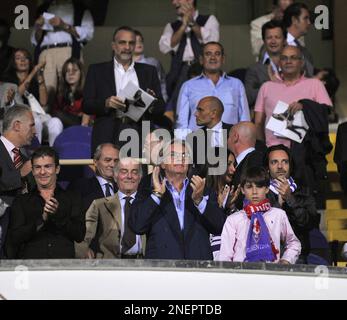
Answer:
[
  {"xmin": 245, "ymin": 62, "xmax": 270, "ymax": 108},
  {"xmin": 75, "ymin": 192, "xmax": 145, "ymax": 259},
  {"xmin": 0, "ymin": 139, "xmax": 28, "ymax": 206}
]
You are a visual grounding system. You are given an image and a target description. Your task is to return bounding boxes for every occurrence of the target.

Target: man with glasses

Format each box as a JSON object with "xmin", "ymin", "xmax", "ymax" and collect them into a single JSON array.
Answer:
[
  {"xmin": 6, "ymin": 146, "xmax": 85, "ymax": 259},
  {"xmin": 176, "ymin": 41, "xmax": 250, "ymax": 140},
  {"xmin": 129, "ymin": 139, "xmax": 225, "ymax": 260},
  {"xmin": 254, "ymin": 45, "xmax": 332, "ymax": 148}
]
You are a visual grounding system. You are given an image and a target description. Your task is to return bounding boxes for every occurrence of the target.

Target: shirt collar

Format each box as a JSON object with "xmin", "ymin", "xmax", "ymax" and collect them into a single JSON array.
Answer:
[
  {"xmin": 0, "ymin": 136, "xmax": 16, "ymax": 155},
  {"xmin": 96, "ymin": 175, "xmax": 112, "ymax": 187},
  {"xmin": 118, "ymin": 190, "xmax": 137, "ymax": 200},
  {"xmin": 287, "ymin": 32, "xmax": 296, "ymax": 46},
  {"xmin": 207, "ymin": 121, "xmax": 223, "ymax": 131},
  {"xmin": 198, "ymin": 71, "xmax": 227, "ymax": 80},
  {"xmin": 114, "ymin": 58, "xmax": 135, "ymax": 72},
  {"xmin": 281, "ymin": 74, "xmax": 307, "ymax": 86},
  {"xmin": 236, "ymin": 147, "xmax": 255, "ymax": 166},
  {"xmin": 166, "ymin": 177, "xmax": 189, "ymax": 193}
]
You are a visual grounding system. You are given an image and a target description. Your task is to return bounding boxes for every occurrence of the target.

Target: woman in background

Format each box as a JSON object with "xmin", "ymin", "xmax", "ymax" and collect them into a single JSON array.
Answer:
[{"xmin": 53, "ymin": 57, "xmax": 90, "ymax": 128}]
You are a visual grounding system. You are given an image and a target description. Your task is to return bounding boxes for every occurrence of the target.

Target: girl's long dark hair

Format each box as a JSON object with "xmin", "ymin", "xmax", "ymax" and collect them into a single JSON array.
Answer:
[{"xmin": 60, "ymin": 57, "xmax": 84, "ymax": 105}]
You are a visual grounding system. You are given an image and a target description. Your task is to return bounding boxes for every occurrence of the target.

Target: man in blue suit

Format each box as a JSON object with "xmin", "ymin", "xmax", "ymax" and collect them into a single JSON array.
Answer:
[{"xmin": 129, "ymin": 139, "xmax": 225, "ymax": 260}]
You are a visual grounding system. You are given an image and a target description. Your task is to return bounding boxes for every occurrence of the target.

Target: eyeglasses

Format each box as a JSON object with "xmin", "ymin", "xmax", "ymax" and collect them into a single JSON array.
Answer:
[
  {"xmin": 279, "ymin": 55, "xmax": 302, "ymax": 62},
  {"xmin": 170, "ymin": 151, "xmax": 191, "ymax": 160}
]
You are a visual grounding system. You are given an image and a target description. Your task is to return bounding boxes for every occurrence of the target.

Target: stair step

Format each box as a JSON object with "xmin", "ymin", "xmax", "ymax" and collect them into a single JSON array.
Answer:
[
  {"xmin": 326, "ymin": 199, "xmax": 343, "ymax": 210},
  {"xmin": 327, "ymin": 219, "xmax": 347, "ymax": 230},
  {"xmin": 327, "ymin": 230, "xmax": 347, "ymax": 242},
  {"xmin": 325, "ymin": 210, "xmax": 347, "ymax": 219}
]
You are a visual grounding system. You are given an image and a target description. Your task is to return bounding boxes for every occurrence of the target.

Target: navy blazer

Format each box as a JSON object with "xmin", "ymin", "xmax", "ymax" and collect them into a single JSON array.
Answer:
[{"xmin": 129, "ymin": 183, "xmax": 225, "ymax": 260}]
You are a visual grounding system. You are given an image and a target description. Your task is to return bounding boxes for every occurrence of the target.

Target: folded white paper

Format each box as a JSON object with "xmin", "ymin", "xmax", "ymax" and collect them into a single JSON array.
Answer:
[
  {"xmin": 266, "ymin": 100, "xmax": 308, "ymax": 143},
  {"xmin": 117, "ymin": 81, "xmax": 156, "ymax": 122}
]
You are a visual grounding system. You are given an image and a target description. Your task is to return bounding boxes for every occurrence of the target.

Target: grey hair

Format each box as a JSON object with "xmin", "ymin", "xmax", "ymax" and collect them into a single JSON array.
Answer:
[
  {"xmin": 2, "ymin": 104, "xmax": 32, "ymax": 133},
  {"xmin": 93, "ymin": 143, "xmax": 120, "ymax": 160},
  {"xmin": 113, "ymin": 157, "xmax": 143, "ymax": 177}
]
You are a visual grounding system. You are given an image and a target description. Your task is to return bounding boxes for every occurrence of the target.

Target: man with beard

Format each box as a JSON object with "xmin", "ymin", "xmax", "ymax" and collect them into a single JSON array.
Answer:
[
  {"xmin": 264, "ymin": 144, "xmax": 318, "ymax": 263},
  {"xmin": 82, "ymin": 26, "xmax": 165, "ymax": 155}
]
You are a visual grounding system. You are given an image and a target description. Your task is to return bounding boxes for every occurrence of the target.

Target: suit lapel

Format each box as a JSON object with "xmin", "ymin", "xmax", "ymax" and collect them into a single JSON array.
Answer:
[
  {"xmin": 134, "ymin": 63, "xmax": 147, "ymax": 90},
  {"xmin": 0, "ymin": 140, "xmax": 16, "ymax": 170},
  {"xmin": 107, "ymin": 60, "xmax": 117, "ymax": 94},
  {"xmin": 91, "ymin": 176, "xmax": 105, "ymax": 198},
  {"xmin": 103, "ymin": 193, "xmax": 122, "ymax": 230}
]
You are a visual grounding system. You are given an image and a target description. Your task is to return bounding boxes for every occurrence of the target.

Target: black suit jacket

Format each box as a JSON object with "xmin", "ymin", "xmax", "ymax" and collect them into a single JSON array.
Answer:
[
  {"xmin": 67, "ymin": 176, "xmax": 114, "ymax": 213},
  {"xmin": 6, "ymin": 186, "xmax": 85, "ymax": 259},
  {"xmin": 186, "ymin": 122, "xmax": 232, "ymax": 177},
  {"xmin": 82, "ymin": 61, "xmax": 165, "ymax": 154},
  {"xmin": 129, "ymin": 183, "xmax": 225, "ymax": 260}
]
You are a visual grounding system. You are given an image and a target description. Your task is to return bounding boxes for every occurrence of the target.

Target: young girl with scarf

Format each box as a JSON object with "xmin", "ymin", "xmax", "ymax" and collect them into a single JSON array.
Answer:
[{"xmin": 218, "ymin": 167, "xmax": 301, "ymax": 263}]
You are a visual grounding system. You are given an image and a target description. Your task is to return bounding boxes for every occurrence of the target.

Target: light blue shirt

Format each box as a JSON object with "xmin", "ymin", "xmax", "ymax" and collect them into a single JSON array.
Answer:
[
  {"xmin": 175, "ymin": 73, "xmax": 250, "ymax": 139},
  {"xmin": 151, "ymin": 178, "xmax": 209, "ymax": 230}
]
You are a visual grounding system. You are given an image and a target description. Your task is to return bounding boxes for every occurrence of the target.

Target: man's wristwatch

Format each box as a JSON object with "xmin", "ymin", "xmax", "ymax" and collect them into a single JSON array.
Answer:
[{"xmin": 152, "ymin": 190, "xmax": 163, "ymax": 198}]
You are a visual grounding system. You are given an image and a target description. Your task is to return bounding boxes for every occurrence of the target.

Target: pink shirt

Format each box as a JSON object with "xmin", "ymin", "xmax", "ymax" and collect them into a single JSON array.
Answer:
[
  {"xmin": 218, "ymin": 207, "xmax": 301, "ymax": 264},
  {"xmin": 254, "ymin": 76, "xmax": 332, "ymax": 147}
]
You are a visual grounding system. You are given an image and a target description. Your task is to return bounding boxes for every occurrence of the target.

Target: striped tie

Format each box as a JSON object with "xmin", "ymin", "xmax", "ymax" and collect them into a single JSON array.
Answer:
[{"xmin": 12, "ymin": 148, "xmax": 23, "ymax": 169}]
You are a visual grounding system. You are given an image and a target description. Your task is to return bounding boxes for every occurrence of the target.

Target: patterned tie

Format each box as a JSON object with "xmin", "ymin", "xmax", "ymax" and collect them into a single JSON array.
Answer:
[
  {"xmin": 12, "ymin": 148, "xmax": 23, "ymax": 169},
  {"xmin": 104, "ymin": 183, "xmax": 113, "ymax": 197},
  {"xmin": 121, "ymin": 196, "xmax": 136, "ymax": 254}
]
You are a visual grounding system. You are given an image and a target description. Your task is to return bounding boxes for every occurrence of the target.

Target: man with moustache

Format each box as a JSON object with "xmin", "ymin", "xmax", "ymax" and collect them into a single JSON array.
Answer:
[{"xmin": 83, "ymin": 26, "xmax": 165, "ymax": 155}]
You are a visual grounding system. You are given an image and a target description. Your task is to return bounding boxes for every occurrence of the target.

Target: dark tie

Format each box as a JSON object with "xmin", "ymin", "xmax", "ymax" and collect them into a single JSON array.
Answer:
[
  {"xmin": 104, "ymin": 183, "xmax": 112, "ymax": 197},
  {"xmin": 12, "ymin": 148, "xmax": 23, "ymax": 169},
  {"xmin": 121, "ymin": 196, "xmax": 136, "ymax": 254}
]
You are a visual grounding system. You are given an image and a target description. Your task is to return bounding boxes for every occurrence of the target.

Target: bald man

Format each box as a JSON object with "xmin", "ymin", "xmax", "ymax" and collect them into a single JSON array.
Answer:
[
  {"xmin": 186, "ymin": 96, "xmax": 232, "ymax": 174},
  {"xmin": 227, "ymin": 121, "xmax": 266, "ymax": 208}
]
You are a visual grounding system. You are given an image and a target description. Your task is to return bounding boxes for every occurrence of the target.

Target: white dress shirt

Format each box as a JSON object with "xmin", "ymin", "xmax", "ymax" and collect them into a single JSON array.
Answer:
[
  {"xmin": 114, "ymin": 59, "xmax": 139, "ymax": 94},
  {"xmin": 96, "ymin": 176, "xmax": 114, "ymax": 197},
  {"xmin": 159, "ymin": 10, "xmax": 219, "ymax": 62},
  {"xmin": 118, "ymin": 191, "xmax": 141, "ymax": 255},
  {"xmin": 31, "ymin": 2, "xmax": 94, "ymax": 46},
  {"xmin": 0, "ymin": 136, "xmax": 17, "ymax": 162},
  {"xmin": 287, "ymin": 32, "xmax": 297, "ymax": 47},
  {"xmin": 206, "ymin": 121, "xmax": 224, "ymax": 147}
]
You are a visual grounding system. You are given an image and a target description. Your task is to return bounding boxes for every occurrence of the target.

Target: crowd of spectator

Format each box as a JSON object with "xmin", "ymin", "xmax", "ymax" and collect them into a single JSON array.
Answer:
[{"xmin": 0, "ymin": 0, "xmax": 345, "ymax": 263}]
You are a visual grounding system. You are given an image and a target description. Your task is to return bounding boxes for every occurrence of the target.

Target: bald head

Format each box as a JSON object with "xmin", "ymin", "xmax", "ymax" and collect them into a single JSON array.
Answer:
[
  {"xmin": 228, "ymin": 121, "xmax": 256, "ymax": 156},
  {"xmin": 195, "ymin": 96, "xmax": 224, "ymax": 127}
]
